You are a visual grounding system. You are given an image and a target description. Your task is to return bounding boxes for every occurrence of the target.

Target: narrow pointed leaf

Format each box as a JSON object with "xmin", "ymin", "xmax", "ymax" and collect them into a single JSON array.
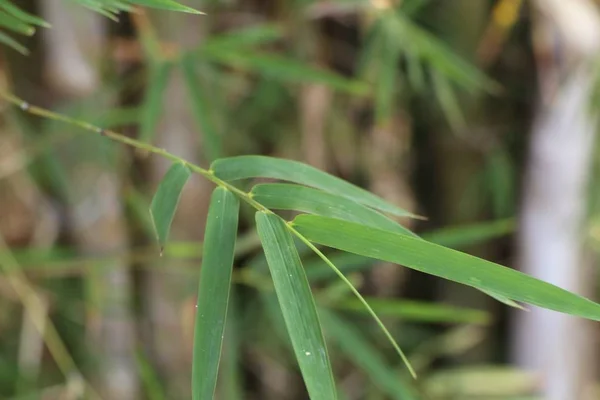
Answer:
[
  {"xmin": 321, "ymin": 310, "xmax": 417, "ymax": 400},
  {"xmin": 200, "ymin": 49, "xmax": 367, "ymax": 94},
  {"xmin": 193, "ymin": 187, "xmax": 239, "ymax": 400},
  {"xmin": 480, "ymin": 289, "xmax": 527, "ymax": 310},
  {"xmin": 181, "ymin": 54, "xmax": 221, "ymax": 161},
  {"xmin": 251, "ymin": 183, "xmax": 416, "ymax": 236},
  {"xmin": 1, "ymin": 2, "xmax": 50, "ymax": 28},
  {"xmin": 140, "ymin": 61, "xmax": 172, "ymax": 143},
  {"xmin": 330, "ymin": 297, "xmax": 490, "ymax": 325},
  {"xmin": 256, "ymin": 212, "xmax": 337, "ymax": 400},
  {"xmin": 149, "ymin": 162, "xmax": 191, "ymax": 251},
  {"xmin": 212, "ymin": 156, "xmax": 418, "ymax": 218},
  {"xmin": 129, "ymin": 0, "xmax": 204, "ymax": 14},
  {"xmin": 200, "ymin": 24, "xmax": 283, "ymax": 50},
  {"xmin": 293, "ymin": 215, "xmax": 600, "ymax": 321}
]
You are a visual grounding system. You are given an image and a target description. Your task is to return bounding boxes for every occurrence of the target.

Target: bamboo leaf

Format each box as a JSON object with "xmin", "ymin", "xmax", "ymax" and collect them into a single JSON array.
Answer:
[
  {"xmin": 255, "ymin": 212, "xmax": 337, "ymax": 400},
  {"xmin": 212, "ymin": 156, "xmax": 418, "ymax": 218},
  {"xmin": 128, "ymin": 0, "xmax": 204, "ymax": 14},
  {"xmin": 421, "ymin": 219, "xmax": 515, "ymax": 249},
  {"xmin": 329, "ymin": 297, "xmax": 491, "ymax": 325},
  {"xmin": 200, "ymin": 48, "xmax": 368, "ymax": 94},
  {"xmin": 321, "ymin": 310, "xmax": 418, "ymax": 400},
  {"xmin": 193, "ymin": 187, "xmax": 240, "ymax": 400},
  {"xmin": 149, "ymin": 162, "xmax": 191, "ymax": 253},
  {"xmin": 200, "ymin": 24, "xmax": 283, "ymax": 51},
  {"xmin": 251, "ymin": 183, "xmax": 416, "ymax": 236},
  {"xmin": 181, "ymin": 54, "xmax": 221, "ymax": 161},
  {"xmin": 140, "ymin": 61, "xmax": 172, "ymax": 143},
  {"xmin": 1, "ymin": 1, "xmax": 50, "ymax": 28},
  {"xmin": 0, "ymin": 31, "xmax": 27, "ymax": 55},
  {"xmin": 292, "ymin": 215, "xmax": 600, "ymax": 321}
]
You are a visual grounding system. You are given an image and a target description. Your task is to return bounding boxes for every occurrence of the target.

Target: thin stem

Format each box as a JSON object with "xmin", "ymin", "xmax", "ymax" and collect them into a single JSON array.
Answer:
[{"xmin": 0, "ymin": 91, "xmax": 267, "ymax": 212}]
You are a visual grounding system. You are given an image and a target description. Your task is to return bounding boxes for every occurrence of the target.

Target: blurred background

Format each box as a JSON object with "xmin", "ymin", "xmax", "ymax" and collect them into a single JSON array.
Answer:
[{"xmin": 1, "ymin": 0, "xmax": 600, "ymax": 399}]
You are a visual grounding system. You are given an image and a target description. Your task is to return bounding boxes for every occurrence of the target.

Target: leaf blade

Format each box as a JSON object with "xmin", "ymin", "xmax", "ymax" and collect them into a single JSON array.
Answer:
[
  {"xmin": 149, "ymin": 162, "xmax": 191, "ymax": 252},
  {"xmin": 140, "ymin": 61, "xmax": 172, "ymax": 143},
  {"xmin": 256, "ymin": 212, "xmax": 337, "ymax": 400},
  {"xmin": 293, "ymin": 215, "xmax": 600, "ymax": 321},
  {"xmin": 212, "ymin": 156, "xmax": 418, "ymax": 218},
  {"xmin": 193, "ymin": 187, "xmax": 240, "ymax": 400},
  {"xmin": 251, "ymin": 183, "xmax": 416, "ymax": 236}
]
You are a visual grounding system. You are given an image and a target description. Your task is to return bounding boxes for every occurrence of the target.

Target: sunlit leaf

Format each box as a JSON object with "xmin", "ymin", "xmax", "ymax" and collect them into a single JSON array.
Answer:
[
  {"xmin": 256, "ymin": 212, "xmax": 337, "ymax": 400},
  {"xmin": 149, "ymin": 162, "xmax": 191, "ymax": 253},
  {"xmin": 292, "ymin": 215, "xmax": 600, "ymax": 321},
  {"xmin": 193, "ymin": 187, "xmax": 239, "ymax": 400}
]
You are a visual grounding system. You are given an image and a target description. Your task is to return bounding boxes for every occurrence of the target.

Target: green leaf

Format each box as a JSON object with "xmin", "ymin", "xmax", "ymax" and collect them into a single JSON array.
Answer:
[
  {"xmin": 212, "ymin": 156, "xmax": 418, "ymax": 218},
  {"xmin": 149, "ymin": 162, "xmax": 191, "ymax": 253},
  {"xmin": 480, "ymin": 289, "xmax": 527, "ymax": 311},
  {"xmin": 181, "ymin": 54, "xmax": 221, "ymax": 161},
  {"xmin": 251, "ymin": 183, "xmax": 416, "ymax": 236},
  {"xmin": 321, "ymin": 310, "xmax": 417, "ymax": 400},
  {"xmin": 421, "ymin": 219, "xmax": 515, "ymax": 249},
  {"xmin": 330, "ymin": 297, "xmax": 490, "ymax": 325},
  {"xmin": 304, "ymin": 252, "xmax": 375, "ymax": 283},
  {"xmin": 140, "ymin": 61, "xmax": 172, "ymax": 143},
  {"xmin": 128, "ymin": 0, "xmax": 204, "ymax": 14},
  {"xmin": 193, "ymin": 187, "xmax": 240, "ymax": 400},
  {"xmin": 0, "ymin": 11, "xmax": 35, "ymax": 35},
  {"xmin": 200, "ymin": 24, "xmax": 283, "ymax": 51},
  {"xmin": 200, "ymin": 48, "xmax": 368, "ymax": 95},
  {"xmin": 1, "ymin": 2, "xmax": 50, "ymax": 28},
  {"xmin": 292, "ymin": 215, "xmax": 600, "ymax": 321},
  {"xmin": 255, "ymin": 212, "xmax": 337, "ymax": 400},
  {"xmin": 0, "ymin": 31, "xmax": 27, "ymax": 55}
]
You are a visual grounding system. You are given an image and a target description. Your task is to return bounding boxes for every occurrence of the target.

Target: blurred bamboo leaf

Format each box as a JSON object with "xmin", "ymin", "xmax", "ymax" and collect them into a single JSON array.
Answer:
[
  {"xmin": 200, "ymin": 24, "xmax": 283, "ymax": 51},
  {"xmin": 128, "ymin": 0, "xmax": 204, "ymax": 14},
  {"xmin": 218, "ymin": 289, "xmax": 244, "ymax": 400},
  {"xmin": 330, "ymin": 297, "xmax": 490, "ymax": 325},
  {"xmin": 304, "ymin": 252, "xmax": 375, "ymax": 283},
  {"xmin": 292, "ymin": 215, "xmax": 600, "ymax": 320},
  {"xmin": 0, "ymin": 11, "xmax": 35, "ymax": 35},
  {"xmin": 149, "ymin": 162, "xmax": 191, "ymax": 253},
  {"xmin": 251, "ymin": 183, "xmax": 415, "ymax": 236},
  {"xmin": 322, "ymin": 309, "xmax": 417, "ymax": 400},
  {"xmin": 140, "ymin": 61, "xmax": 172, "ymax": 143},
  {"xmin": 212, "ymin": 156, "xmax": 418, "ymax": 218},
  {"xmin": 423, "ymin": 366, "xmax": 538, "ymax": 398},
  {"xmin": 1, "ymin": 1, "xmax": 49, "ymax": 27},
  {"xmin": 199, "ymin": 47, "xmax": 368, "ymax": 94},
  {"xmin": 181, "ymin": 54, "xmax": 222, "ymax": 161},
  {"xmin": 193, "ymin": 188, "xmax": 240, "ymax": 400},
  {"xmin": 256, "ymin": 212, "xmax": 337, "ymax": 400},
  {"xmin": 421, "ymin": 218, "xmax": 515, "ymax": 249},
  {"xmin": 0, "ymin": 30, "xmax": 26, "ymax": 54}
]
